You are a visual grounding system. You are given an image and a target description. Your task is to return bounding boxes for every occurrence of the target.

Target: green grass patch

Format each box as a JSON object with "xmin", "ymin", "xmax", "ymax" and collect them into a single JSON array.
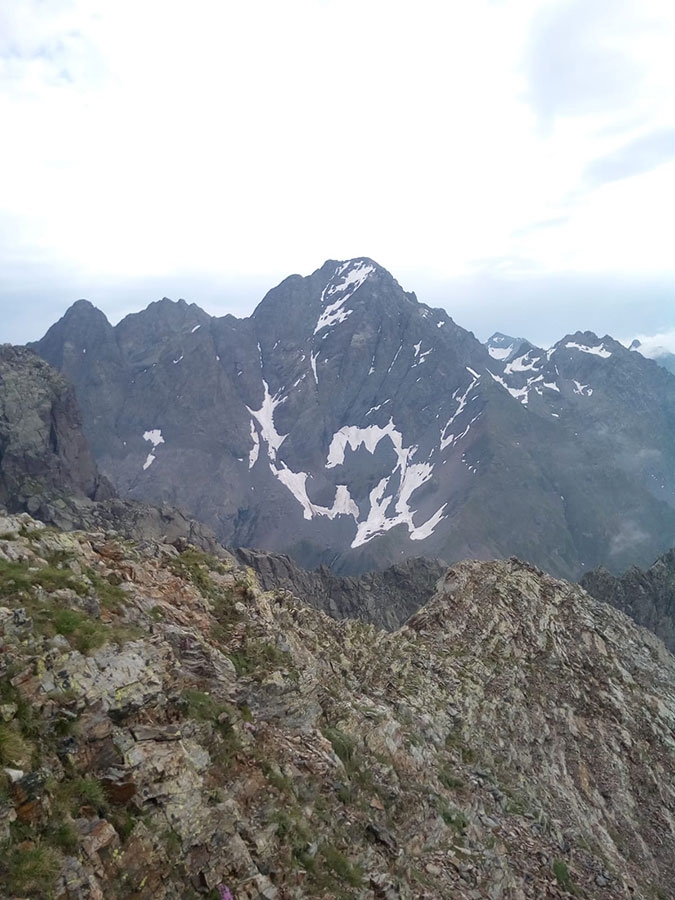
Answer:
[
  {"xmin": 262, "ymin": 762, "xmax": 294, "ymax": 794},
  {"xmin": 319, "ymin": 843, "xmax": 363, "ymax": 886},
  {"xmin": 45, "ymin": 821, "xmax": 79, "ymax": 853},
  {"xmin": 438, "ymin": 765, "xmax": 464, "ymax": 791},
  {"xmin": 86, "ymin": 570, "xmax": 127, "ymax": 612},
  {"xmin": 0, "ymin": 556, "xmax": 88, "ymax": 598},
  {"xmin": 438, "ymin": 799, "xmax": 468, "ymax": 833},
  {"xmin": 180, "ymin": 689, "xmax": 240, "ymax": 768},
  {"xmin": 553, "ymin": 859, "xmax": 576, "ymax": 893},
  {"xmin": 229, "ymin": 638, "xmax": 293, "ymax": 679},
  {"xmin": 2, "ymin": 844, "xmax": 63, "ymax": 898},
  {"xmin": 169, "ymin": 548, "xmax": 228, "ymax": 599},
  {"xmin": 55, "ymin": 776, "xmax": 109, "ymax": 816},
  {"xmin": 0, "ymin": 723, "xmax": 32, "ymax": 766},
  {"xmin": 322, "ymin": 727, "xmax": 359, "ymax": 777}
]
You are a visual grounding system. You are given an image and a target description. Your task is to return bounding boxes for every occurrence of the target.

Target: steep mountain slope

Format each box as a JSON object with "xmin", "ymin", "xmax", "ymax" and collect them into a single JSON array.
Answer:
[
  {"xmin": 0, "ymin": 512, "xmax": 673, "ymax": 898},
  {"xmin": 0, "ymin": 340, "xmax": 236, "ymax": 558},
  {"xmin": 0, "ymin": 345, "xmax": 113, "ymax": 512},
  {"xmin": 582, "ymin": 548, "xmax": 675, "ymax": 653},
  {"xmin": 31, "ymin": 259, "xmax": 675, "ymax": 577},
  {"xmin": 487, "ymin": 331, "xmax": 675, "ymax": 568}
]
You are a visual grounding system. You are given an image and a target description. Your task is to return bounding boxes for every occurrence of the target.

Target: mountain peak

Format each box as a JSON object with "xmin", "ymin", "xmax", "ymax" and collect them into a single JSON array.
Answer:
[
  {"xmin": 553, "ymin": 330, "xmax": 618, "ymax": 359},
  {"xmin": 485, "ymin": 331, "xmax": 536, "ymax": 362},
  {"xmin": 62, "ymin": 298, "xmax": 110, "ymax": 324}
]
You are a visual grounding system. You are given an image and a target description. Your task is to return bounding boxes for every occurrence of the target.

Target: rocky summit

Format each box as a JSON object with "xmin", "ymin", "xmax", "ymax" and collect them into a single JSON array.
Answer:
[
  {"xmin": 31, "ymin": 258, "xmax": 675, "ymax": 579},
  {"xmin": 0, "ymin": 511, "xmax": 673, "ymax": 899}
]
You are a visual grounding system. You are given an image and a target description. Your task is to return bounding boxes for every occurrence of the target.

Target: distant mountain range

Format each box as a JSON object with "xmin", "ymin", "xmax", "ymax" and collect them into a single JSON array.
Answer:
[{"xmin": 30, "ymin": 257, "xmax": 675, "ymax": 578}]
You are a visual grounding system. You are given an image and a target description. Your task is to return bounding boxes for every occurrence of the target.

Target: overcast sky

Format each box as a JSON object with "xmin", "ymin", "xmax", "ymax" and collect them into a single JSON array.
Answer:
[{"xmin": 1, "ymin": 0, "xmax": 674, "ymax": 352}]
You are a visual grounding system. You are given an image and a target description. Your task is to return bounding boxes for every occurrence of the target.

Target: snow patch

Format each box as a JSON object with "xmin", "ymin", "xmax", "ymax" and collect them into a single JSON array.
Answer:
[
  {"xmin": 387, "ymin": 344, "xmax": 403, "ymax": 374},
  {"xmin": 572, "ymin": 380, "xmax": 593, "ymax": 397},
  {"xmin": 564, "ymin": 341, "xmax": 612, "ymax": 358},
  {"xmin": 191, "ymin": 324, "xmax": 201, "ymax": 333},
  {"xmin": 504, "ymin": 353, "xmax": 541, "ymax": 375},
  {"xmin": 246, "ymin": 381, "xmax": 287, "ymax": 461},
  {"xmin": 440, "ymin": 376, "xmax": 479, "ymax": 450},
  {"xmin": 173, "ymin": 355, "xmax": 183, "ymax": 364},
  {"xmin": 310, "ymin": 351, "xmax": 319, "ymax": 385},
  {"xmin": 487, "ymin": 371, "xmax": 530, "ymax": 404},
  {"xmin": 365, "ymin": 400, "xmax": 391, "ymax": 416},
  {"xmin": 487, "ymin": 346, "xmax": 512, "ymax": 360},
  {"xmin": 314, "ymin": 261, "xmax": 375, "ymax": 335},
  {"xmin": 142, "ymin": 429, "xmax": 165, "ymax": 471},
  {"xmin": 143, "ymin": 429, "xmax": 165, "ymax": 449},
  {"xmin": 248, "ymin": 421, "xmax": 260, "ymax": 469},
  {"xmin": 327, "ymin": 422, "xmax": 400, "ymax": 468},
  {"xmin": 325, "ymin": 419, "xmax": 446, "ymax": 547},
  {"xmin": 272, "ymin": 465, "xmax": 360, "ymax": 522},
  {"xmin": 314, "ymin": 297, "xmax": 354, "ymax": 334}
]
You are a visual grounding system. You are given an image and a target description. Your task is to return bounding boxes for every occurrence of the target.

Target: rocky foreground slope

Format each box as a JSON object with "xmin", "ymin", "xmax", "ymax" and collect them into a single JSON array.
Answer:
[{"xmin": 0, "ymin": 513, "xmax": 673, "ymax": 899}]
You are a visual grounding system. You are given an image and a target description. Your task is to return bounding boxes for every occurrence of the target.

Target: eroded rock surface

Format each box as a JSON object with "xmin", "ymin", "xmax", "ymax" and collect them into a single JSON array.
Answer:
[
  {"xmin": 234, "ymin": 547, "xmax": 445, "ymax": 630},
  {"xmin": 0, "ymin": 513, "xmax": 673, "ymax": 898}
]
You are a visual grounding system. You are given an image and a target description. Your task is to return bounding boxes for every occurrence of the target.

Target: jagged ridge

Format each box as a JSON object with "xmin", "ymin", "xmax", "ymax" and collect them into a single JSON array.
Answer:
[
  {"xmin": 0, "ymin": 513, "xmax": 673, "ymax": 898},
  {"xmin": 30, "ymin": 258, "xmax": 675, "ymax": 580}
]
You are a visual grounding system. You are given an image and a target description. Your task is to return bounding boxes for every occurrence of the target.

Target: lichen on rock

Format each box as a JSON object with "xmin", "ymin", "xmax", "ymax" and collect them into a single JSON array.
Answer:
[{"xmin": 0, "ymin": 513, "xmax": 673, "ymax": 898}]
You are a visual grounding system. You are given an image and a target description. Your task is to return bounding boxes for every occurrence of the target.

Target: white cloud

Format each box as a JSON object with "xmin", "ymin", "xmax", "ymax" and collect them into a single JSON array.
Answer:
[
  {"xmin": 625, "ymin": 330, "xmax": 675, "ymax": 357},
  {"xmin": 0, "ymin": 0, "xmax": 674, "ymax": 343}
]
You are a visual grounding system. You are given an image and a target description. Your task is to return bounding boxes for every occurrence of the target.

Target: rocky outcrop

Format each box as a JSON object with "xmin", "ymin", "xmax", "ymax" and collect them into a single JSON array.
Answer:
[
  {"xmin": 0, "ymin": 513, "xmax": 673, "ymax": 898},
  {"xmin": 234, "ymin": 547, "xmax": 445, "ymax": 630},
  {"xmin": 0, "ymin": 345, "xmax": 113, "ymax": 511},
  {"xmin": 582, "ymin": 549, "xmax": 675, "ymax": 653},
  {"xmin": 0, "ymin": 344, "xmax": 235, "ymax": 563}
]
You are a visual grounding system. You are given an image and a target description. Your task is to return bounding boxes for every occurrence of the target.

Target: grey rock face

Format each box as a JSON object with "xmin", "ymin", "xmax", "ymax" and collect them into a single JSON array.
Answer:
[
  {"xmin": 31, "ymin": 259, "xmax": 675, "ymax": 578},
  {"xmin": 0, "ymin": 345, "xmax": 234, "ymax": 560},
  {"xmin": 0, "ymin": 344, "xmax": 113, "ymax": 510},
  {"xmin": 233, "ymin": 546, "xmax": 445, "ymax": 630},
  {"xmin": 581, "ymin": 548, "xmax": 675, "ymax": 653}
]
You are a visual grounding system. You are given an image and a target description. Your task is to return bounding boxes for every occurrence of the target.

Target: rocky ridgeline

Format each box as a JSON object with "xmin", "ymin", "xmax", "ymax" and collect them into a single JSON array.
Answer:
[
  {"xmin": 233, "ymin": 547, "xmax": 445, "ymax": 631},
  {"xmin": 0, "ymin": 514, "xmax": 673, "ymax": 899},
  {"xmin": 582, "ymin": 550, "xmax": 675, "ymax": 654}
]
